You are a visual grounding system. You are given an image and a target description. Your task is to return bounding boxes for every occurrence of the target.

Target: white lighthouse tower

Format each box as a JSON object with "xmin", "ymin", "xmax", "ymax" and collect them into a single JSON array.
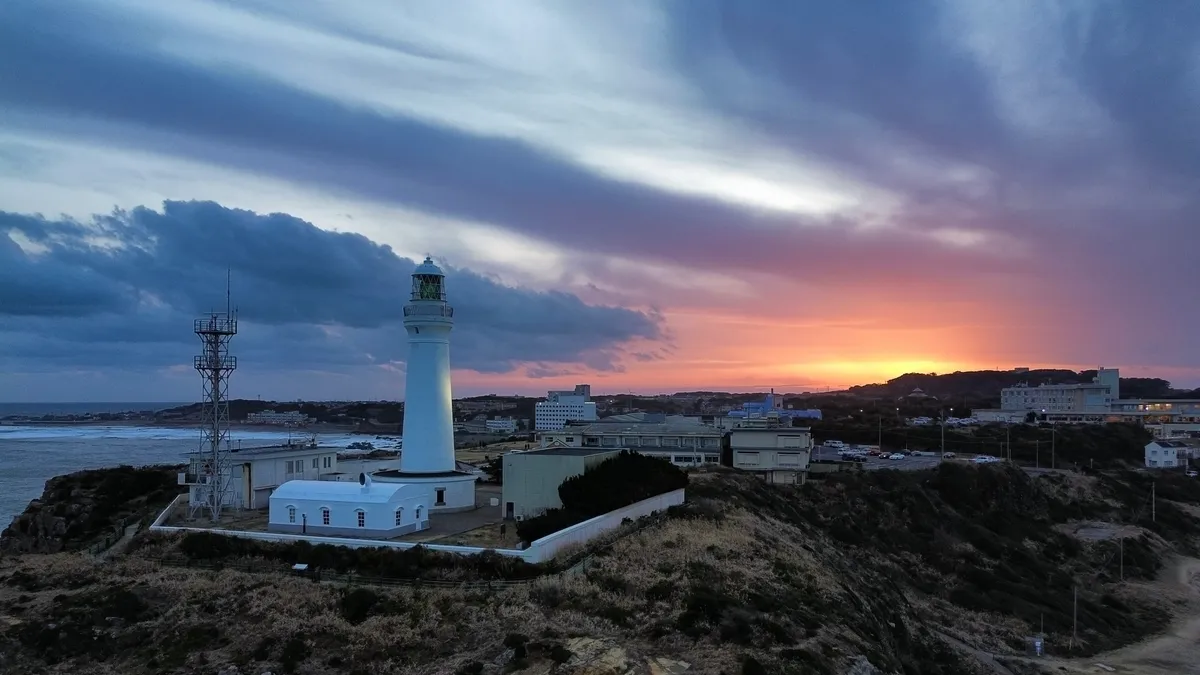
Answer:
[{"xmin": 374, "ymin": 256, "xmax": 478, "ymax": 512}]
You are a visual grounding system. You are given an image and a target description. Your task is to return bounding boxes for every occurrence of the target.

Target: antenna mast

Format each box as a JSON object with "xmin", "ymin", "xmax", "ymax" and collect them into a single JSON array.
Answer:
[{"xmin": 186, "ymin": 273, "xmax": 239, "ymax": 522}]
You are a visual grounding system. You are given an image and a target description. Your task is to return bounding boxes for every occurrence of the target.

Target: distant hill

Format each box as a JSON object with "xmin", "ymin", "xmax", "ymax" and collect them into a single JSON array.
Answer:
[{"xmin": 848, "ymin": 369, "xmax": 1181, "ymax": 402}]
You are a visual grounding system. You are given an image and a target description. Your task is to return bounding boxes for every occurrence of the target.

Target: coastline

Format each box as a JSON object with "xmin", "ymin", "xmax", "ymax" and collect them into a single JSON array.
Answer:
[{"xmin": 1, "ymin": 420, "xmax": 362, "ymax": 434}]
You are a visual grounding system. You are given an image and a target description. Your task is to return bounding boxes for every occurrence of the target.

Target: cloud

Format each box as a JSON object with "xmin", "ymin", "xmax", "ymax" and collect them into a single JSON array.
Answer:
[
  {"xmin": 0, "ymin": 201, "xmax": 662, "ymax": 383},
  {"xmin": 0, "ymin": 0, "xmax": 1197, "ymax": 391}
]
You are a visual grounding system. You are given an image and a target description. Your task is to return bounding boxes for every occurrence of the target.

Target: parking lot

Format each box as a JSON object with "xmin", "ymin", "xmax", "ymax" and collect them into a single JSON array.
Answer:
[{"xmin": 812, "ymin": 447, "xmax": 957, "ymax": 472}]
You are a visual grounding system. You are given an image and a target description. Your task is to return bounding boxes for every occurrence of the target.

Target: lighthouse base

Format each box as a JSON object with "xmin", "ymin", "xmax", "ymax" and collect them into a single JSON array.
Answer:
[{"xmin": 371, "ymin": 470, "xmax": 478, "ymax": 513}]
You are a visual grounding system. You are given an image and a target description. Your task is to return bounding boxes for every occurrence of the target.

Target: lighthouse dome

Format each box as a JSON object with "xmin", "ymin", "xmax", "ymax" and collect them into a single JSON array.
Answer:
[{"xmin": 413, "ymin": 256, "xmax": 444, "ymax": 277}]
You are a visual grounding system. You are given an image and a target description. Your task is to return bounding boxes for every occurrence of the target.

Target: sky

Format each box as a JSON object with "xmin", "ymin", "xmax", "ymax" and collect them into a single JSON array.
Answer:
[{"xmin": 2, "ymin": 0, "xmax": 1199, "ymax": 402}]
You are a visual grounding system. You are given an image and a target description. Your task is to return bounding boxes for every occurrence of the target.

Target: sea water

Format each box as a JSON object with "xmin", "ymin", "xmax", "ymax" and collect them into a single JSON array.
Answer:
[{"xmin": 0, "ymin": 413, "xmax": 380, "ymax": 525}]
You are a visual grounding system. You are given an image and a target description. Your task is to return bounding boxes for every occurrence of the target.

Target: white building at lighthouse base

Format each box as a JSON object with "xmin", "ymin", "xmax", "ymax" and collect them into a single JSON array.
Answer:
[{"xmin": 372, "ymin": 469, "xmax": 478, "ymax": 513}]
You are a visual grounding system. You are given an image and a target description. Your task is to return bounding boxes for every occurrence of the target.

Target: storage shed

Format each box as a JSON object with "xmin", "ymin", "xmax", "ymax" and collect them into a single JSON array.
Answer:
[{"xmin": 267, "ymin": 474, "xmax": 428, "ymax": 539}]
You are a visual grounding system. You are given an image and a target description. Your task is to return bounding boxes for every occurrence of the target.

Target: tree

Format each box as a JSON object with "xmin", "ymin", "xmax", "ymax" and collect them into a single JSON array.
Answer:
[
  {"xmin": 1025, "ymin": 411, "xmax": 1038, "ymax": 424},
  {"xmin": 482, "ymin": 457, "xmax": 502, "ymax": 484}
]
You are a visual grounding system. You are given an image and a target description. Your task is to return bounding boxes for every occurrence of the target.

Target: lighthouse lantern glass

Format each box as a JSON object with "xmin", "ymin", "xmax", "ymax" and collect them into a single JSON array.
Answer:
[{"xmin": 412, "ymin": 274, "xmax": 445, "ymax": 301}]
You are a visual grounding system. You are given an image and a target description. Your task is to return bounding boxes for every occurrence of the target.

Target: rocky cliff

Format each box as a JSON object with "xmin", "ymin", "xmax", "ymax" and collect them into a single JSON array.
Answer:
[{"xmin": 1, "ymin": 465, "xmax": 183, "ymax": 553}]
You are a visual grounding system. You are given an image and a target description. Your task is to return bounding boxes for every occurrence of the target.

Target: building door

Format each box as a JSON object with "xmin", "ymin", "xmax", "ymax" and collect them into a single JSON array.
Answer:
[
  {"xmin": 435, "ymin": 488, "xmax": 446, "ymax": 505},
  {"xmin": 505, "ymin": 502, "xmax": 515, "ymax": 519}
]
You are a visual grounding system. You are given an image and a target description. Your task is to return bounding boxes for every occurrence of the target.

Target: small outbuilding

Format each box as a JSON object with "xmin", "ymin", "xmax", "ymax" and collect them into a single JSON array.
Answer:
[{"xmin": 268, "ymin": 473, "xmax": 428, "ymax": 539}]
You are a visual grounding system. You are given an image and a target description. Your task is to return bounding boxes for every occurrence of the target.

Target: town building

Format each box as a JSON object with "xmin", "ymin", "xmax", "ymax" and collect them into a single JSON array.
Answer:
[
  {"xmin": 486, "ymin": 417, "xmax": 519, "ymax": 433},
  {"xmin": 539, "ymin": 421, "xmax": 724, "ymax": 466},
  {"xmin": 267, "ymin": 473, "xmax": 429, "ymax": 538},
  {"xmin": 501, "ymin": 447, "xmax": 619, "ymax": 520},
  {"xmin": 1143, "ymin": 439, "xmax": 1200, "ymax": 469},
  {"xmin": 998, "ymin": 367, "xmax": 1120, "ymax": 413},
  {"xmin": 373, "ymin": 257, "xmax": 478, "ymax": 512},
  {"xmin": 245, "ymin": 409, "xmax": 311, "ymax": 426},
  {"xmin": 534, "ymin": 384, "xmax": 597, "ymax": 430},
  {"xmin": 726, "ymin": 390, "xmax": 822, "ymax": 423},
  {"xmin": 728, "ymin": 427, "xmax": 814, "ymax": 484},
  {"xmin": 180, "ymin": 438, "xmax": 339, "ymax": 510}
]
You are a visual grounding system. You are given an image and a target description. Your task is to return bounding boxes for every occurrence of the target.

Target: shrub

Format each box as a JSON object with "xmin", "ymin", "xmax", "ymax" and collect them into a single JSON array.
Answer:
[
  {"xmin": 517, "ymin": 451, "xmax": 687, "ymax": 542},
  {"xmin": 339, "ymin": 588, "xmax": 380, "ymax": 625}
]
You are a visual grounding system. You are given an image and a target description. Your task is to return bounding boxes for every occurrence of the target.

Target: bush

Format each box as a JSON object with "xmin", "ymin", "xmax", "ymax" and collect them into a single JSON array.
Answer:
[
  {"xmin": 173, "ymin": 532, "xmax": 548, "ymax": 580},
  {"xmin": 516, "ymin": 451, "xmax": 687, "ymax": 542}
]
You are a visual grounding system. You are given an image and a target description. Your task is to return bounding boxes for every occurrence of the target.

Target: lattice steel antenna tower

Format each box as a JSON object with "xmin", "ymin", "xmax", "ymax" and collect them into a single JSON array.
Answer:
[{"xmin": 187, "ymin": 276, "xmax": 238, "ymax": 521}]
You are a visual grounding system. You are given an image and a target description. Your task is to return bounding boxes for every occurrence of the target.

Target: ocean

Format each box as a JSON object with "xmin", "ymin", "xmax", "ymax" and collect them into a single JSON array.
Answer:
[
  {"xmin": 0, "ymin": 405, "xmax": 389, "ymax": 526},
  {"xmin": 0, "ymin": 402, "xmax": 187, "ymax": 417}
]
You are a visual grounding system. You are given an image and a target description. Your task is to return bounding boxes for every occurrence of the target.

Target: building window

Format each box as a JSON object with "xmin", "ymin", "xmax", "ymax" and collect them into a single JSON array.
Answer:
[
  {"xmin": 395, "ymin": 508, "xmax": 404, "ymax": 526},
  {"xmin": 435, "ymin": 488, "xmax": 446, "ymax": 506},
  {"xmin": 356, "ymin": 510, "xmax": 365, "ymax": 528},
  {"xmin": 312, "ymin": 458, "xmax": 319, "ymax": 469},
  {"xmin": 415, "ymin": 506, "xmax": 423, "ymax": 520},
  {"xmin": 321, "ymin": 508, "xmax": 330, "ymax": 525},
  {"xmin": 287, "ymin": 506, "xmax": 296, "ymax": 523}
]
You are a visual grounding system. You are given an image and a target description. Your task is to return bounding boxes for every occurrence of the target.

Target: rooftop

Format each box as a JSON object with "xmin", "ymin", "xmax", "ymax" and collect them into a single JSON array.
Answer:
[
  {"xmin": 1150, "ymin": 439, "xmax": 1200, "ymax": 448},
  {"xmin": 270, "ymin": 479, "xmax": 410, "ymax": 503},
  {"xmin": 188, "ymin": 442, "xmax": 329, "ymax": 458},
  {"xmin": 563, "ymin": 422, "xmax": 723, "ymax": 436},
  {"xmin": 521, "ymin": 447, "xmax": 620, "ymax": 457},
  {"xmin": 729, "ymin": 426, "xmax": 813, "ymax": 433}
]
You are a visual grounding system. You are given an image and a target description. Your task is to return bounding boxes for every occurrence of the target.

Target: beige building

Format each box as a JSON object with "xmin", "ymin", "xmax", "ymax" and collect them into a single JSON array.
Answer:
[
  {"xmin": 501, "ymin": 447, "xmax": 619, "ymax": 520},
  {"xmin": 729, "ymin": 427, "xmax": 814, "ymax": 484},
  {"xmin": 539, "ymin": 421, "xmax": 723, "ymax": 466}
]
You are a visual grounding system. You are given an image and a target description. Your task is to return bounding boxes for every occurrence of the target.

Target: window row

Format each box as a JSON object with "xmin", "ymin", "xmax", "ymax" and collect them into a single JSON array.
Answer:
[{"xmin": 286, "ymin": 505, "xmax": 423, "ymax": 527}]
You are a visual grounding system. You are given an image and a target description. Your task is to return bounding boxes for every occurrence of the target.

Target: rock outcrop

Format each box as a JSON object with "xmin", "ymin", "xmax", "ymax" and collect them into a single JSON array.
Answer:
[{"xmin": 1, "ymin": 465, "xmax": 182, "ymax": 553}]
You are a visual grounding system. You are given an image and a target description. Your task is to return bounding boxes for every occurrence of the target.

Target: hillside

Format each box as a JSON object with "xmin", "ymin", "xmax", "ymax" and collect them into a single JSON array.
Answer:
[
  {"xmin": 3, "ymin": 464, "xmax": 1200, "ymax": 674},
  {"xmin": 846, "ymin": 369, "xmax": 1186, "ymax": 402}
]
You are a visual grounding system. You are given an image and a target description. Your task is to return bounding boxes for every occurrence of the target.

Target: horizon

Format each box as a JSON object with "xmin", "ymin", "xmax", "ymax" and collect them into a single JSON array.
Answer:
[
  {"xmin": 3, "ymin": 363, "xmax": 1197, "ymax": 406},
  {"xmin": 3, "ymin": 2, "xmax": 1198, "ymax": 399}
]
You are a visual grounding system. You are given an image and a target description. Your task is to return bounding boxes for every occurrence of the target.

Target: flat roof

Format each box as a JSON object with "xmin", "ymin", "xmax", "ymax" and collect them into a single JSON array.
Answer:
[
  {"xmin": 187, "ymin": 443, "xmax": 332, "ymax": 458},
  {"xmin": 520, "ymin": 447, "xmax": 619, "ymax": 457},
  {"xmin": 559, "ymin": 422, "xmax": 723, "ymax": 436},
  {"xmin": 729, "ymin": 426, "xmax": 812, "ymax": 432}
]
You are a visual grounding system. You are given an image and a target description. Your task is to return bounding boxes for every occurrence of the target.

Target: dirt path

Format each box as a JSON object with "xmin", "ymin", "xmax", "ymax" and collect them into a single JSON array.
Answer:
[
  {"xmin": 1030, "ymin": 557, "xmax": 1200, "ymax": 674},
  {"xmin": 96, "ymin": 523, "xmax": 140, "ymax": 560}
]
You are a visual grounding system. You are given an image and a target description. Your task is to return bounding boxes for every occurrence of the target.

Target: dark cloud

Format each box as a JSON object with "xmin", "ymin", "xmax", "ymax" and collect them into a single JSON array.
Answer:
[
  {"xmin": 0, "ymin": 201, "xmax": 662, "ymax": 379},
  {"xmin": 0, "ymin": 1, "xmax": 1197, "ymax": 381}
]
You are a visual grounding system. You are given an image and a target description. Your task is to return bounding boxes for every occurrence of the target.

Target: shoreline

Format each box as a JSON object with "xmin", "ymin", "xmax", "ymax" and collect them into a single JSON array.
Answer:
[{"xmin": 1, "ymin": 420, "xmax": 364, "ymax": 433}]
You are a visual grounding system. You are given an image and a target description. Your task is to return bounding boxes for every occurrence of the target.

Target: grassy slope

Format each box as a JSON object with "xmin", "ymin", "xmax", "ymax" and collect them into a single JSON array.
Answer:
[{"xmin": 1, "ymin": 464, "xmax": 1198, "ymax": 674}]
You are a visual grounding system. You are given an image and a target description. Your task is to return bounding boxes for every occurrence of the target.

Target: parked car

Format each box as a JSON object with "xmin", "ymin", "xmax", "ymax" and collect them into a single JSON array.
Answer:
[
  {"xmin": 1187, "ymin": 470, "xmax": 1198, "ymax": 478},
  {"xmin": 887, "ymin": 453, "xmax": 905, "ymax": 460},
  {"xmin": 942, "ymin": 452, "xmax": 956, "ymax": 459},
  {"xmin": 973, "ymin": 455, "xmax": 1000, "ymax": 464}
]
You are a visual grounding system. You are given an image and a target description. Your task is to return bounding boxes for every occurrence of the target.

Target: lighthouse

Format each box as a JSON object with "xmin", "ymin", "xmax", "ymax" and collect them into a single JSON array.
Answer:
[
  {"xmin": 399, "ymin": 257, "xmax": 456, "ymax": 473},
  {"xmin": 374, "ymin": 256, "xmax": 478, "ymax": 512}
]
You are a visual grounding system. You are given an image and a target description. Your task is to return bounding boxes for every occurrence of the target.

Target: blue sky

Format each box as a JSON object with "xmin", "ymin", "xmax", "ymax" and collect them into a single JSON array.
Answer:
[{"xmin": 1, "ymin": 0, "xmax": 1198, "ymax": 401}]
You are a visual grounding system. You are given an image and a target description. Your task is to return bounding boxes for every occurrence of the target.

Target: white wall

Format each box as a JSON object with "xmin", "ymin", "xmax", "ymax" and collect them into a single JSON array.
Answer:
[
  {"xmin": 522, "ymin": 488, "xmax": 685, "ymax": 563},
  {"xmin": 151, "ymin": 488, "xmax": 686, "ymax": 564}
]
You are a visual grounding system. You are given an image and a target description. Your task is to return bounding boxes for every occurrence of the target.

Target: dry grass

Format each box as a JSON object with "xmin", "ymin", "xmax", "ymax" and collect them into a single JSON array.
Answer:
[
  {"xmin": 6, "ymin": 467, "xmax": 1197, "ymax": 675},
  {"xmin": 430, "ymin": 523, "xmax": 521, "ymax": 549}
]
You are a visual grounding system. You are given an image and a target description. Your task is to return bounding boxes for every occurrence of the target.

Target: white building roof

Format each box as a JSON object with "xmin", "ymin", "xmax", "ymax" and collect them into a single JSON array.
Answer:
[{"xmin": 270, "ymin": 480, "xmax": 414, "ymax": 504}]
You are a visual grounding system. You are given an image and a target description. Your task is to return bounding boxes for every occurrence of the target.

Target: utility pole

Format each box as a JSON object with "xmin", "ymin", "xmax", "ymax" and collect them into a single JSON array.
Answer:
[
  {"xmin": 941, "ymin": 409, "xmax": 946, "ymax": 459},
  {"xmin": 1036, "ymin": 439, "xmax": 1040, "ymax": 468},
  {"xmin": 1120, "ymin": 537, "xmax": 1124, "ymax": 581},
  {"xmin": 1051, "ymin": 427, "xmax": 1056, "ymax": 469},
  {"xmin": 878, "ymin": 414, "xmax": 883, "ymax": 455},
  {"xmin": 1072, "ymin": 583, "xmax": 1078, "ymax": 649},
  {"xmin": 1152, "ymin": 482, "xmax": 1156, "ymax": 522},
  {"xmin": 1006, "ymin": 423, "xmax": 1011, "ymax": 461}
]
